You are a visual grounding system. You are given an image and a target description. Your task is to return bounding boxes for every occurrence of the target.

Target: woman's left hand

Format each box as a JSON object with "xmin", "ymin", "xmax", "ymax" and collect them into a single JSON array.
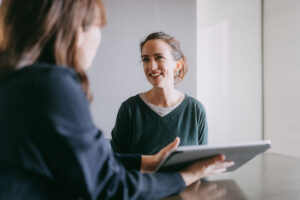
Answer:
[{"xmin": 141, "ymin": 137, "xmax": 180, "ymax": 173}]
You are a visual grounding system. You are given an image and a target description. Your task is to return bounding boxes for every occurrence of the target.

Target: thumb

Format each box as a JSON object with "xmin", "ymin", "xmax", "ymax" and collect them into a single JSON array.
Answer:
[{"xmin": 160, "ymin": 137, "xmax": 180, "ymax": 155}]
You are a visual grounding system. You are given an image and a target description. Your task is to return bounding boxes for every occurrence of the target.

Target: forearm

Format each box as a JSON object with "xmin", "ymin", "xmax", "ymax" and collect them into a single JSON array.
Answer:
[{"xmin": 93, "ymin": 146, "xmax": 185, "ymax": 199}]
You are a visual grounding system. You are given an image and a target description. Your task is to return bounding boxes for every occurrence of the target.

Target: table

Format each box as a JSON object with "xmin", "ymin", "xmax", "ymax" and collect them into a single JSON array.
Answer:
[{"xmin": 164, "ymin": 153, "xmax": 300, "ymax": 200}]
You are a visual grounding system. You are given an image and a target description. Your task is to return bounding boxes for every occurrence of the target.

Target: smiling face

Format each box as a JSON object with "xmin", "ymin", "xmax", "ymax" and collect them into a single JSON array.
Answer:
[{"xmin": 141, "ymin": 39, "xmax": 182, "ymax": 88}]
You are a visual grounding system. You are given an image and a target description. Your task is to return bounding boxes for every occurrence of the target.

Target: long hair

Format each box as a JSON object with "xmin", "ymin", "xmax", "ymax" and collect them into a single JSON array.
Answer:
[
  {"xmin": 0, "ymin": 0, "xmax": 106, "ymax": 101},
  {"xmin": 140, "ymin": 32, "xmax": 188, "ymax": 84}
]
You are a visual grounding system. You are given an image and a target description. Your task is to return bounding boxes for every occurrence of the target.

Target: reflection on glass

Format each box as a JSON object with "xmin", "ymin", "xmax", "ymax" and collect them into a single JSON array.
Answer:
[{"xmin": 164, "ymin": 179, "xmax": 246, "ymax": 200}]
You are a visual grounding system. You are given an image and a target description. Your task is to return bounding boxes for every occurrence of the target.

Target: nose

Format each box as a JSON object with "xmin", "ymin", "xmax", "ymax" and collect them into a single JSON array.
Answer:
[{"xmin": 149, "ymin": 59, "xmax": 158, "ymax": 70}]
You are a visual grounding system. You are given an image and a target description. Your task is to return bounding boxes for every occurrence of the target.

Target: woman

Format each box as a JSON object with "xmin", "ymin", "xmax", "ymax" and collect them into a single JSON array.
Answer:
[
  {"xmin": 0, "ymin": 0, "xmax": 233, "ymax": 199},
  {"xmin": 111, "ymin": 32, "xmax": 208, "ymax": 155}
]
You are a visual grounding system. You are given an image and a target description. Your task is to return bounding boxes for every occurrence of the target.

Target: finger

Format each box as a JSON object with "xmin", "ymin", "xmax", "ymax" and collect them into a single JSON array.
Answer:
[
  {"xmin": 210, "ymin": 156, "xmax": 235, "ymax": 168},
  {"xmin": 224, "ymin": 161, "xmax": 234, "ymax": 167},
  {"xmin": 208, "ymin": 155, "xmax": 226, "ymax": 164},
  {"xmin": 198, "ymin": 155, "xmax": 226, "ymax": 167},
  {"xmin": 215, "ymin": 161, "xmax": 235, "ymax": 169},
  {"xmin": 169, "ymin": 137, "xmax": 180, "ymax": 149},
  {"xmin": 210, "ymin": 161, "xmax": 234, "ymax": 173},
  {"xmin": 216, "ymin": 154, "xmax": 226, "ymax": 162},
  {"xmin": 159, "ymin": 137, "xmax": 180, "ymax": 155},
  {"xmin": 211, "ymin": 168, "xmax": 227, "ymax": 174}
]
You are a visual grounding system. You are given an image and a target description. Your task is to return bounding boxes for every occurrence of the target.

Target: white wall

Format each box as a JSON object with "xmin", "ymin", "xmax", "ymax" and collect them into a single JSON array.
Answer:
[
  {"xmin": 88, "ymin": 0, "xmax": 198, "ymax": 137},
  {"xmin": 197, "ymin": 0, "xmax": 262, "ymax": 144},
  {"xmin": 89, "ymin": 0, "xmax": 263, "ymax": 143},
  {"xmin": 264, "ymin": 0, "xmax": 300, "ymax": 157}
]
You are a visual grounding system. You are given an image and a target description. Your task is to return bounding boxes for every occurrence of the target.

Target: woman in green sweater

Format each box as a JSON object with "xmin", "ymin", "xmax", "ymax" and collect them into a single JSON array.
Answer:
[{"xmin": 111, "ymin": 32, "xmax": 208, "ymax": 155}]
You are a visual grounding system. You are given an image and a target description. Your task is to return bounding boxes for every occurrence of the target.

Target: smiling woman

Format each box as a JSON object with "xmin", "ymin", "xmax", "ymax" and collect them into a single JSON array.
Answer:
[
  {"xmin": 140, "ymin": 32, "xmax": 188, "ymax": 85},
  {"xmin": 111, "ymin": 32, "xmax": 208, "ymax": 155}
]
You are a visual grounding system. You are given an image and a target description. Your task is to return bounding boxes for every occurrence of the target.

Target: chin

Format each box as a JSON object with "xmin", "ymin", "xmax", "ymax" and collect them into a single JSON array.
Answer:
[
  {"xmin": 151, "ymin": 83, "xmax": 164, "ymax": 89},
  {"xmin": 81, "ymin": 62, "xmax": 92, "ymax": 70},
  {"xmin": 148, "ymin": 79, "xmax": 163, "ymax": 86}
]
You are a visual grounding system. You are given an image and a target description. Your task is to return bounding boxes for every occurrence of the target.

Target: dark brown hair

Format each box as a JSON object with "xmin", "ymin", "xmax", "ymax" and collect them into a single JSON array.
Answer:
[
  {"xmin": 140, "ymin": 32, "xmax": 188, "ymax": 84},
  {"xmin": 0, "ymin": 0, "xmax": 106, "ymax": 101}
]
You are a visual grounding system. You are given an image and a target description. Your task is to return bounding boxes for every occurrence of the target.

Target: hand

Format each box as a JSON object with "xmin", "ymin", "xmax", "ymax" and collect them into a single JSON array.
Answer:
[
  {"xmin": 141, "ymin": 137, "xmax": 180, "ymax": 173},
  {"xmin": 180, "ymin": 155, "xmax": 234, "ymax": 186}
]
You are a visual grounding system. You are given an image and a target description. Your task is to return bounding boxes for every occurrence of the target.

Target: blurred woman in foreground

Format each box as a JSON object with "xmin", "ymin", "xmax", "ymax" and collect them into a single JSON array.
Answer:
[{"xmin": 0, "ymin": 0, "xmax": 234, "ymax": 199}]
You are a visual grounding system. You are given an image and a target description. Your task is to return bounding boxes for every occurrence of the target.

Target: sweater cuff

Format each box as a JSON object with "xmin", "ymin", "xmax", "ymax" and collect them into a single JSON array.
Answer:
[
  {"xmin": 172, "ymin": 172, "xmax": 186, "ymax": 190},
  {"xmin": 114, "ymin": 153, "xmax": 141, "ymax": 170},
  {"xmin": 152, "ymin": 172, "xmax": 186, "ymax": 198}
]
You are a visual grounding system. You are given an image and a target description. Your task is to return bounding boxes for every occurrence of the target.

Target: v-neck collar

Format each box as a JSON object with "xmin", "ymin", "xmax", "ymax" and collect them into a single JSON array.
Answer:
[{"xmin": 137, "ymin": 94, "xmax": 188, "ymax": 119}]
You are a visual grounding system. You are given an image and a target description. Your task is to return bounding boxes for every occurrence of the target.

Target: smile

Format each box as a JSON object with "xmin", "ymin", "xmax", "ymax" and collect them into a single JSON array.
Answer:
[{"xmin": 149, "ymin": 72, "xmax": 162, "ymax": 77}]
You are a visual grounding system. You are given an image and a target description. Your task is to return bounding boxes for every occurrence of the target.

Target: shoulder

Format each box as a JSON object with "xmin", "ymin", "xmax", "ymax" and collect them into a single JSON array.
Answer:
[
  {"xmin": 119, "ymin": 94, "xmax": 142, "ymax": 109},
  {"xmin": 115, "ymin": 94, "xmax": 145, "ymax": 118},
  {"xmin": 181, "ymin": 94, "xmax": 207, "ymax": 118},
  {"xmin": 184, "ymin": 94, "xmax": 206, "ymax": 111},
  {"xmin": 27, "ymin": 63, "xmax": 82, "ymax": 92},
  {"xmin": 27, "ymin": 63, "xmax": 86, "ymax": 102},
  {"xmin": 123, "ymin": 94, "xmax": 141, "ymax": 104},
  {"xmin": 0, "ymin": 62, "xmax": 81, "ymax": 94},
  {"xmin": 29, "ymin": 63, "xmax": 79, "ymax": 86}
]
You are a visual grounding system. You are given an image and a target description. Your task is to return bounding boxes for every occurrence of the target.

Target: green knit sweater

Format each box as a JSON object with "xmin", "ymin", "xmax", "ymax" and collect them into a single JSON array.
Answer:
[{"xmin": 111, "ymin": 94, "xmax": 208, "ymax": 155}]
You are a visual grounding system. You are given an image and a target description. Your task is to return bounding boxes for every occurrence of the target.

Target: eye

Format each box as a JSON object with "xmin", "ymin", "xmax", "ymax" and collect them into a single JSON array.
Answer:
[
  {"xmin": 142, "ymin": 57, "xmax": 150, "ymax": 63},
  {"xmin": 156, "ymin": 56, "xmax": 164, "ymax": 61}
]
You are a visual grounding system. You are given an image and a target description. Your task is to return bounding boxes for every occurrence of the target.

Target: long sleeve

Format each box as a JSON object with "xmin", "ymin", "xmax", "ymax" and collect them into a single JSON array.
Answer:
[
  {"xmin": 197, "ymin": 103, "xmax": 208, "ymax": 145},
  {"xmin": 111, "ymin": 102, "xmax": 132, "ymax": 153},
  {"xmin": 23, "ymin": 65, "xmax": 185, "ymax": 200},
  {"xmin": 114, "ymin": 153, "xmax": 141, "ymax": 170}
]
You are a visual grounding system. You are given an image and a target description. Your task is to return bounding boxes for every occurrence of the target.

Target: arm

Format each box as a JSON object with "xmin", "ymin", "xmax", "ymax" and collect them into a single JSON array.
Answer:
[
  {"xmin": 110, "ymin": 102, "xmax": 132, "ymax": 153},
  {"xmin": 114, "ymin": 153, "xmax": 141, "ymax": 170},
  {"xmin": 197, "ymin": 103, "xmax": 208, "ymax": 145},
  {"xmin": 29, "ymin": 67, "xmax": 185, "ymax": 200}
]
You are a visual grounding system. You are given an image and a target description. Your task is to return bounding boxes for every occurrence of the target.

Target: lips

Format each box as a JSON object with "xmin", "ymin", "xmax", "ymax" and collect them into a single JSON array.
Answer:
[{"xmin": 149, "ymin": 72, "xmax": 162, "ymax": 77}]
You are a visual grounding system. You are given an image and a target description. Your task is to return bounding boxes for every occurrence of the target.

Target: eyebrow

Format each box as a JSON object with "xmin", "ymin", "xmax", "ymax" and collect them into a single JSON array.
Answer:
[{"xmin": 141, "ymin": 53, "xmax": 164, "ymax": 58}]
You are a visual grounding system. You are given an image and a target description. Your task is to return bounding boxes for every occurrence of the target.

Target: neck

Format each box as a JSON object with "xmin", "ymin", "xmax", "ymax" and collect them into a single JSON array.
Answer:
[{"xmin": 145, "ymin": 86, "xmax": 183, "ymax": 108}]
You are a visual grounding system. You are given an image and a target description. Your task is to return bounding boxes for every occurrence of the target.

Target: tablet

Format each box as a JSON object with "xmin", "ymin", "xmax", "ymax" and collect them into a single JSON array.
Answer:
[{"xmin": 155, "ymin": 140, "xmax": 271, "ymax": 172}]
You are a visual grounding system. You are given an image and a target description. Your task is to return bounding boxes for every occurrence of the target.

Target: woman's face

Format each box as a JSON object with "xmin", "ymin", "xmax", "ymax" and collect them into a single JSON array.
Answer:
[
  {"xmin": 75, "ymin": 22, "xmax": 102, "ymax": 70},
  {"xmin": 141, "ymin": 39, "xmax": 181, "ymax": 88}
]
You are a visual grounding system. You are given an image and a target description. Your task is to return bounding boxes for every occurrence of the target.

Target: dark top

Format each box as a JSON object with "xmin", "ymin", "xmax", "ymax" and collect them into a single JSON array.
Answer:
[
  {"xmin": 0, "ymin": 63, "xmax": 185, "ymax": 200},
  {"xmin": 111, "ymin": 94, "xmax": 208, "ymax": 155}
]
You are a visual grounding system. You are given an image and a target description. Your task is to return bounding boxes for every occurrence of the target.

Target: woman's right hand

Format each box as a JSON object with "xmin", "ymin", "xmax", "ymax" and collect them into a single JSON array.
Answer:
[{"xmin": 180, "ymin": 155, "xmax": 234, "ymax": 186}]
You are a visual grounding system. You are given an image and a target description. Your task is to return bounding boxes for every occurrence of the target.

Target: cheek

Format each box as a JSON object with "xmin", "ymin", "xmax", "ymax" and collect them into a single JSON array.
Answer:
[
  {"xmin": 166, "ymin": 62, "xmax": 177, "ymax": 73},
  {"xmin": 89, "ymin": 28, "xmax": 101, "ymax": 53},
  {"xmin": 143, "ymin": 65, "xmax": 148, "ymax": 75},
  {"xmin": 77, "ymin": 27, "xmax": 101, "ymax": 69},
  {"xmin": 86, "ymin": 28, "xmax": 101, "ymax": 63}
]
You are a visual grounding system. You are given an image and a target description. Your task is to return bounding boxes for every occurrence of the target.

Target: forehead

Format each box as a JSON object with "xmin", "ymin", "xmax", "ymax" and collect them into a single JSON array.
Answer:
[{"xmin": 141, "ymin": 39, "xmax": 173, "ymax": 56}]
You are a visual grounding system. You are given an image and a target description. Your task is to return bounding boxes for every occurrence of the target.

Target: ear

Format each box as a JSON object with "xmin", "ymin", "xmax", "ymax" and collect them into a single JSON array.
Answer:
[{"xmin": 174, "ymin": 59, "xmax": 184, "ymax": 73}]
